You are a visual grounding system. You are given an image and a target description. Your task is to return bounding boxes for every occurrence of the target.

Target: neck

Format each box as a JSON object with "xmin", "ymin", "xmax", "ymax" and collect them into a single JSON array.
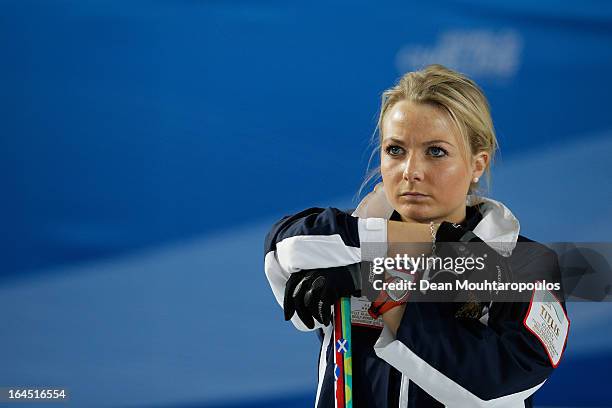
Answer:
[
  {"xmin": 401, "ymin": 205, "xmax": 466, "ymax": 225},
  {"xmin": 440, "ymin": 205, "xmax": 467, "ymax": 224}
]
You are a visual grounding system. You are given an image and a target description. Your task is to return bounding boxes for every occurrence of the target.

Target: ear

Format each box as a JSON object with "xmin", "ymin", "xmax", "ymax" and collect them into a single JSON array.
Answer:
[{"xmin": 471, "ymin": 151, "xmax": 489, "ymax": 179}]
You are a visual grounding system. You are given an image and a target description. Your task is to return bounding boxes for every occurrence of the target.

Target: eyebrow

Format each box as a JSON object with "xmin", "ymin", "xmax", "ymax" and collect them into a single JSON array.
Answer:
[{"xmin": 384, "ymin": 137, "xmax": 454, "ymax": 147}]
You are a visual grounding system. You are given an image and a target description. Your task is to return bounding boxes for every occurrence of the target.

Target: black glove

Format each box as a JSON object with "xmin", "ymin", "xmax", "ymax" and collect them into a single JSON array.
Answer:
[
  {"xmin": 283, "ymin": 264, "xmax": 361, "ymax": 329},
  {"xmin": 426, "ymin": 222, "xmax": 515, "ymax": 309}
]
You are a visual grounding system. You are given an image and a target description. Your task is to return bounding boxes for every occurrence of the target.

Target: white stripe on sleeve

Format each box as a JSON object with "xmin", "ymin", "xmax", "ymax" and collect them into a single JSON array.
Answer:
[{"xmin": 275, "ymin": 234, "xmax": 361, "ymax": 273}]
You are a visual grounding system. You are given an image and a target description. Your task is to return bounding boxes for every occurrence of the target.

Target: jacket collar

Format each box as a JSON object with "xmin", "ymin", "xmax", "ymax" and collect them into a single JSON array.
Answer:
[{"xmin": 351, "ymin": 182, "xmax": 520, "ymax": 256}]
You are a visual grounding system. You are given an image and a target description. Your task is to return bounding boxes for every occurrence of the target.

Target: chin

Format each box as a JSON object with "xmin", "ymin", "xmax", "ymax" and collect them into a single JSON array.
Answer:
[{"xmin": 396, "ymin": 204, "xmax": 434, "ymax": 223}]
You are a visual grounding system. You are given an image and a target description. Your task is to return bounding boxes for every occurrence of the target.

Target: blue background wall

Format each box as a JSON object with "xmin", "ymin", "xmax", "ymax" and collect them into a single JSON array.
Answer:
[{"xmin": 1, "ymin": 1, "xmax": 611, "ymax": 407}]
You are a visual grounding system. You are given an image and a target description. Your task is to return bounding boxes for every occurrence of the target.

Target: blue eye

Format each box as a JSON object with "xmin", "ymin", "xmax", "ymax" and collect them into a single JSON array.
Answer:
[
  {"xmin": 385, "ymin": 145, "xmax": 404, "ymax": 156},
  {"xmin": 428, "ymin": 146, "xmax": 448, "ymax": 157}
]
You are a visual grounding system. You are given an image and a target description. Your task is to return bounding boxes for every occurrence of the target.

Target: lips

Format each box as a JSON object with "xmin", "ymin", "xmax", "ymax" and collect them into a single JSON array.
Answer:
[
  {"xmin": 399, "ymin": 192, "xmax": 430, "ymax": 202},
  {"xmin": 400, "ymin": 192, "xmax": 427, "ymax": 197}
]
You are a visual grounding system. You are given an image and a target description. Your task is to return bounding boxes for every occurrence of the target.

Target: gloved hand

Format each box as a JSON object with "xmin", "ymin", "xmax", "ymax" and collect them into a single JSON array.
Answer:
[
  {"xmin": 283, "ymin": 264, "xmax": 361, "ymax": 329},
  {"xmin": 427, "ymin": 221, "xmax": 514, "ymax": 313}
]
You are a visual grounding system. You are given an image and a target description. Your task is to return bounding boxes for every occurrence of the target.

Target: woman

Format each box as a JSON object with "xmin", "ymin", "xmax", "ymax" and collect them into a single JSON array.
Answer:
[{"xmin": 264, "ymin": 64, "xmax": 569, "ymax": 407}]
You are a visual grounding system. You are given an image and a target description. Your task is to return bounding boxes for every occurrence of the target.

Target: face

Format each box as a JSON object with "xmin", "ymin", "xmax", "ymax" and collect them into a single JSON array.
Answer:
[{"xmin": 380, "ymin": 100, "xmax": 488, "ymax": 224}]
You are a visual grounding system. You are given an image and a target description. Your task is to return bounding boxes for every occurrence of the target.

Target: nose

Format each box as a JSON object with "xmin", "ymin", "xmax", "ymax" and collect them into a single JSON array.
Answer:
[{"xmin": 402, "ymin": 152, "xmax": 424, "ymax": 182}]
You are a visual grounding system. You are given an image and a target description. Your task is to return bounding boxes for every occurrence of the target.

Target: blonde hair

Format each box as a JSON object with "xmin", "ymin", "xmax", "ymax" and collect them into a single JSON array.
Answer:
[{"xmin": 356, "ymin": 64, "xmax": 498, "ymax": 201}]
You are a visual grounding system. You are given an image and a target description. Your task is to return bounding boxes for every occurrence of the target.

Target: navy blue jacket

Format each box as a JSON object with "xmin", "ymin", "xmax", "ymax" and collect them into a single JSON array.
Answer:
[{"xmin": 264, "ymin": 183, "xmax": 569, "ymax": 408}]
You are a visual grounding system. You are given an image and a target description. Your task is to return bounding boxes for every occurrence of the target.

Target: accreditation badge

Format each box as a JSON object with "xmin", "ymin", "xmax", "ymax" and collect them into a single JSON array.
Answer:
[{"xmin": 351, "ymin": 296, "xmax": 384, "ymax": 329}]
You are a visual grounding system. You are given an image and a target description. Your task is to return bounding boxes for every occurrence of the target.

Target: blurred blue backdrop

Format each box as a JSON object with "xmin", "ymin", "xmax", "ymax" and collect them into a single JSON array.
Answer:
[{"xmin": 1, "ymin": 0, "xmax": 611, "ymax": 407}]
